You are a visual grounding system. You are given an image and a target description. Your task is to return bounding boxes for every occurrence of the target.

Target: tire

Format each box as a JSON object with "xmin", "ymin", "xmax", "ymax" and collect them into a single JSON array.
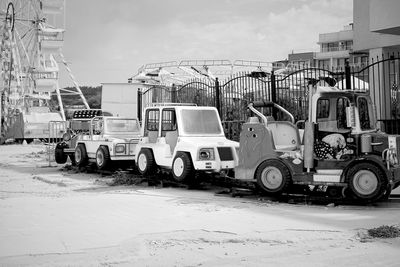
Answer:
[
  {"xmin": 74, "ymin": 144, "xmax": 88, "ymax": 167},
  {"xmin": 96, "ymin": 146, "xmax": 111, "ymax": 170},
  {"xmin": 55, "ymin": 144, "xmax": 68, "ymax": 164},
  {"xmin": 255, "ymin": 159, "xmax": 291, "ymax": 195},
  {"xmin": 25, "ymin": 139, "xmax": 33, "ymax": 144},
  {"xmin": 172, "ymin": 152, "xmax": 194, "ymax": 183},
  {"xmin": 347, "ymin": 163, "xmax": 387, "ymax": 202},
  {"xmin": 137, "ymin": 149, "xmax": 156, "ymax": 176},
  {"xmin": 69, "ymin": 154, "xmax": 76, "ymax": 166}
]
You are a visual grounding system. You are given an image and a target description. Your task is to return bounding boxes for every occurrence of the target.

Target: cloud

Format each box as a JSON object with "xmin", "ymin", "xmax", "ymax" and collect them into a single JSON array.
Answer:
[{"xmin": 60, "ymin": 0, "xmax": 352, "ymax": 86}]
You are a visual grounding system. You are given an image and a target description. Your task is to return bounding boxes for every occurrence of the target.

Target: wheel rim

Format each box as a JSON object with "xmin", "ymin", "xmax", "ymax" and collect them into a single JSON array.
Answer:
[
  {"xmin": 352, "ymin": 170, "xmax": 378, "ymax": 196},
  {"xmin": 96, "ymin": 150, "xmax": 104, "ymax": 166},
  {"xmin": 138, "ymin": 153, "xmax": 147, "ymax": 172},
  {"xmin": 75, "ymin": 147, "xmax": 82, "ymax": 163},
  {"xmin": 260, "ymin": 166, "xmax": 283, "ymax": 190},
  {"xmin": 173, "ymin": 157, "xmax": 184, "ymax": 177}
]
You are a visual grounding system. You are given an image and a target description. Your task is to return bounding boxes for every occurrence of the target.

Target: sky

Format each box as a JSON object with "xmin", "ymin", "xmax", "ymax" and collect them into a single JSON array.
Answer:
[{"xmin": 59, "ymin": 0, "xmax": 353, "ymax": 87}]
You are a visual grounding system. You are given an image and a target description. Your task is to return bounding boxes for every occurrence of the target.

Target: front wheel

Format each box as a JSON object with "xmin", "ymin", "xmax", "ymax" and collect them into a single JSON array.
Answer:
[
  {"xmin": 347, "ymin": 163, "xmax": 387, "ymax": 202},
  {"xmin": 96, "ymin": 146, "xmax": 110, "ymax": 170},
  {"xmin": 255, "ymin": 159, "xmax": 291, "ymax": 195},
  {"xmin": 172, "ymin": 152, "xmax": 194, "ymax": 183},
  {"xmin": 137, "ymin": 149, "xmax": 156, "ymax": 176},
  {"xmin": 74, "ymin": 144, "xmax": 88, "ymax": 167}
]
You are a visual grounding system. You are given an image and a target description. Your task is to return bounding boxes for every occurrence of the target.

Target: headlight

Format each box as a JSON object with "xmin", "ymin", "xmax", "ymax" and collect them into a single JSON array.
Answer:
[
  {"xmin": 62, "ymin": 132, "xmax": 71, "ymax": 141},
  {"xmin": 198, "ymin": 148, "xmax": 215, "ymax": 160},
  {"xmin": 115, "ymin": 144, "xmax": 126, "ymax": 153}
]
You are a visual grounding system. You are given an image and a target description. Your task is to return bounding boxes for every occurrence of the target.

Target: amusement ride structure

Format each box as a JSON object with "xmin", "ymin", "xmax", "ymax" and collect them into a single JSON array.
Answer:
[
  {"xmin": 0, "ymin": 0, "xmax": 88, "ymax": 143},
  {"xmin": 131, "ymin": 59, "xmax": 281, "ymax": 86}
]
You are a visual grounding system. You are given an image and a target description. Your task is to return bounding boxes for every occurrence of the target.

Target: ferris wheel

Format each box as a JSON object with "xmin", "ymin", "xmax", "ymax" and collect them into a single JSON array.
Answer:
[{"xmin": 0, "ymin": 0, "xmax": 88, "ymax": 143}]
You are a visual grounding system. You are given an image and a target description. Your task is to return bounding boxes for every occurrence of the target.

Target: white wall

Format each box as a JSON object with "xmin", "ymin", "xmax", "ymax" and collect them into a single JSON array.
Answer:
[
  {"xmin": 101, "ymin": 83, "xmax": 140, "ymax": 118},
  {"xmin": 353, "ymin": 0, "xmax": 400, "ymax": 52}
]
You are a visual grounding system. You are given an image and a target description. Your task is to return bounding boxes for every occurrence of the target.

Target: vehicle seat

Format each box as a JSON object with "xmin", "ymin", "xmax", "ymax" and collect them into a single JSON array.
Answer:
[
  {"xmin": 267, "ymin": 121, "xmax": 301, "ymax": 151},
  {"xmin": 147, "ymin": 131, "xmax": 158, "ymax": 143},
  {"xmin": 165, "ymin": 130, "xmax": 178, "ymax": 153}
]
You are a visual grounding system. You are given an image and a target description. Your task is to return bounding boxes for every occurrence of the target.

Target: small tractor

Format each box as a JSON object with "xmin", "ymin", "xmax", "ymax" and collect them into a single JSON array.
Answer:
[
  {"xmin": 134, "ymin": 103, "xmax": 239, "ymax": 182},
  {"xmin": 235, "ymin": 79, "xmax": 400, "ymax": 202},
  {"xmin": 55, "ymin": 109, "xmax": 103, "ymax": 164}
]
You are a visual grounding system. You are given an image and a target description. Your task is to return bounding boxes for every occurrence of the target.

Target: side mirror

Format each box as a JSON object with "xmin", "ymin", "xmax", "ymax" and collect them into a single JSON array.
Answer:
[{"xmin": 346, "ymin": 106, "xmax": 356, "ymax": 128}]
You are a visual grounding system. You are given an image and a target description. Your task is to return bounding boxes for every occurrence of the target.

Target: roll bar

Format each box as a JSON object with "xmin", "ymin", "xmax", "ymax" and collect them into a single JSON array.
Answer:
[{"xmin": 248, "ymin": 101, "xmax": 295, "ymax": 124}]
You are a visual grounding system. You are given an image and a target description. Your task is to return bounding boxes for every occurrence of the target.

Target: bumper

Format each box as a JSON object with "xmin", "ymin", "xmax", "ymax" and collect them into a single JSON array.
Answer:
[
  {"xmin": 110, "ymin": 155, "xmax": 135, "ymax": 161},
  {"xmin": 193, "ymin": 160, "xmax": 235, "ymax": 172}
]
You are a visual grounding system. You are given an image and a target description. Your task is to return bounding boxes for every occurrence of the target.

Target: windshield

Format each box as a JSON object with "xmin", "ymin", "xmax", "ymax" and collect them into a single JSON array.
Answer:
[
  {"xmin": 181, "ymin": 109, "xmax": 222, "ymax": 135},
  {"xmin": 105, "ymin": 119, "xmax": 139, "ymax": 133}
]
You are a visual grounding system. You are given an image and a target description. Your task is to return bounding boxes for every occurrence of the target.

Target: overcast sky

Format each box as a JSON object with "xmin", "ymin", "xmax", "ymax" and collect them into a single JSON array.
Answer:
[{"xmin": 60, "ymin": 0, "xmax": 353, "ymax": 87}]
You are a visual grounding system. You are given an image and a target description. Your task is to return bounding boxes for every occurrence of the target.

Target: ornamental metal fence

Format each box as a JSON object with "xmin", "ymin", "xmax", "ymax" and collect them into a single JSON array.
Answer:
[{"xmin": 138, "ymin": 53, "xmax": 400, "ymax": 141}]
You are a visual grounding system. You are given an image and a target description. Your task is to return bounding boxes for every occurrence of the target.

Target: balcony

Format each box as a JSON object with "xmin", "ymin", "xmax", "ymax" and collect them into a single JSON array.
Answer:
[{"xmin": 315, "ymin": 50, "xmax": 350, "ymax": 60}]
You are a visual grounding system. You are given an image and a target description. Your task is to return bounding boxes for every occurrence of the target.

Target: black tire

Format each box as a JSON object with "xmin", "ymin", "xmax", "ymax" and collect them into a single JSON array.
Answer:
[
  {"xmin": 74, "ymin": 144, "xmax": 88, "ymax": 167},
  {"xmin": 255, "ymin": 159, "xmax": 291, "ymax": 195},
  {"xmin": 96, "ymin": 146, "xmax": 111, "ymax": 170},
  {"xmin": 25, "ymin": 139, "xmax": 33, "ymax": 144},
  {"xmin": 137, "ymin": 149, "xmax": 156, "ymax": 176},
  {"xmin": 347, "ymin": 162, "xmax": 387, "ymax": 202},
  {"xmin": 55, "ymin": 144, "xmax": 68, "ymax": 164},
  {"xmin": 172, "ymin": 152, "xmax": 194, "ymax": 183},
  {"xmin": 69, "ymin": 154, "xmax": 76, "ymax": 166},
  {"xmin": 0, "ymin": 135, "xmax": 5, "ymax": 145}
]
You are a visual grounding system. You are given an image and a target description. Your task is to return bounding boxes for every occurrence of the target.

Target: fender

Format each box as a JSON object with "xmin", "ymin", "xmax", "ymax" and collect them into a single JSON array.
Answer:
[{"xmin": 342, "ymin": 154, "xmax": 390, "ymax": 183}]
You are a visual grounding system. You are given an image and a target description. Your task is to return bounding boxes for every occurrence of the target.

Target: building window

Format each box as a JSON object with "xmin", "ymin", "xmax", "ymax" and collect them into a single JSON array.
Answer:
[
  {"xmin": 318, "ymin": 60, "xmax": 330, "ymax": 68},
  {"xmin": 344, "ymin": 40, "xmax": 353, "ymax": 50}
]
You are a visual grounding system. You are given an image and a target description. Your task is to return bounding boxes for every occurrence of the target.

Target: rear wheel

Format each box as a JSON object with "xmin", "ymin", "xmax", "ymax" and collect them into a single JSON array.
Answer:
[
  {"xmin": 172, "ymin": 152, "xmax": 194, "ymax": 183},
  {"xmin": 74, "ymin": 144, "xmax": 88, "ymax": 167},
  {"xmin": 137, "ymin": 149, "xmax": 156, "ymax": 176},
  {"xmin": 256, "ymin": 159, "xmax": 291, "ymax": 195},
  {"xmin": 347, "ymin": 163, "xmax": 386, "ymax": 202},
  {"xmin": 96, "ymin": 146, "xmax": 110, "ymax": 170}
]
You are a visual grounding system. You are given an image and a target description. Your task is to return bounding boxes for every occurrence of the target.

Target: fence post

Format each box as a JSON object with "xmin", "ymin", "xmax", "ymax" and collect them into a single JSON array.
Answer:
[
  {"xmin": 171, "ymin": 83, "xmax": 177, "ymax": 103},
  {"xmin": 215, "ymin": 78, "xmax": 221, "ymax": 115},
  {"xmin": 345, "ymin": 60, "xmax": 351, "ymax": 90},
  {"xmin": 270, "ymin": 71, "xmax": 278, "ymax": 118},
  {"xmin": 137, "ymin": 89, "xmax": 142, "ymax": 121}
]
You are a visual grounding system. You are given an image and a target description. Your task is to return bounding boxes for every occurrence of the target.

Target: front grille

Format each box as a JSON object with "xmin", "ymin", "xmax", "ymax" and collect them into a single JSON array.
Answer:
[{"xmin": 217, "ymin": 147, "xmax": 234, "ymax": 161}]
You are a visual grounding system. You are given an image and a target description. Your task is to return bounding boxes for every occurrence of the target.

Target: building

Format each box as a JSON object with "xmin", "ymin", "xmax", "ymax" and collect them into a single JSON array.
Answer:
[
  {"xmin": 315, "ymin": 24, "xmax": 361, "ymax": 70},
  {"xmin": 284, "ymin": 0, "xmax": 400, "ymax": 70},
  {"xmin": 101, "ymin": 83, "xmax": 141, "ymax": 118},
  {"xmin": 287, "ymin": 52, "xmax": 316, "ymax": 68},
  {"xmin": 353, "ymin": 0, "xmax": 400, "ymax": 56}
]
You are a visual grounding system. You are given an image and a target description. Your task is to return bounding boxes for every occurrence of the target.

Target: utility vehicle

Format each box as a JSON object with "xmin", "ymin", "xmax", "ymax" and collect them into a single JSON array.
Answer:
[
  {"xmin": 135, "ymin": 104, "xmax": 239, "ymax": 182},
  {"xmin": 73, "ymin": 116, "xmax": 141, "ymax": 169},
  {"xmin": 235, "ymin": 80, "xmax": 400, "ymax": 202}
]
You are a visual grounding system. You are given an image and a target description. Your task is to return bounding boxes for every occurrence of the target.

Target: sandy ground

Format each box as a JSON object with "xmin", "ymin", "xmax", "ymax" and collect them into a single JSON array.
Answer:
[{"xmin": 0, "ymin": 144, "xmax": 399, "ymax": 266}]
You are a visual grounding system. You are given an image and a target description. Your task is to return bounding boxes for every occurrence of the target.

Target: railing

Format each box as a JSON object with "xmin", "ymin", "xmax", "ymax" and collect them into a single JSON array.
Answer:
[{"xmin": 47, "ymin": 120, "xmax": 67, "ymax": 166}]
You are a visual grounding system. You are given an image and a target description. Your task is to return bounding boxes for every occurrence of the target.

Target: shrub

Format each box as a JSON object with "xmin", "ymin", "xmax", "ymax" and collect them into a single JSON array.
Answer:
[{"xmin": 367, "ymin": 225, "xmax": 400, "ymax": 238}]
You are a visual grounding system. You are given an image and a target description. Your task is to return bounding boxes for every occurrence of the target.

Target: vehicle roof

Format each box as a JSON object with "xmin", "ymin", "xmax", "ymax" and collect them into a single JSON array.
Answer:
[{"xmin": 315, "ymin": 86, "xmax": 369, "ymax": 99}]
